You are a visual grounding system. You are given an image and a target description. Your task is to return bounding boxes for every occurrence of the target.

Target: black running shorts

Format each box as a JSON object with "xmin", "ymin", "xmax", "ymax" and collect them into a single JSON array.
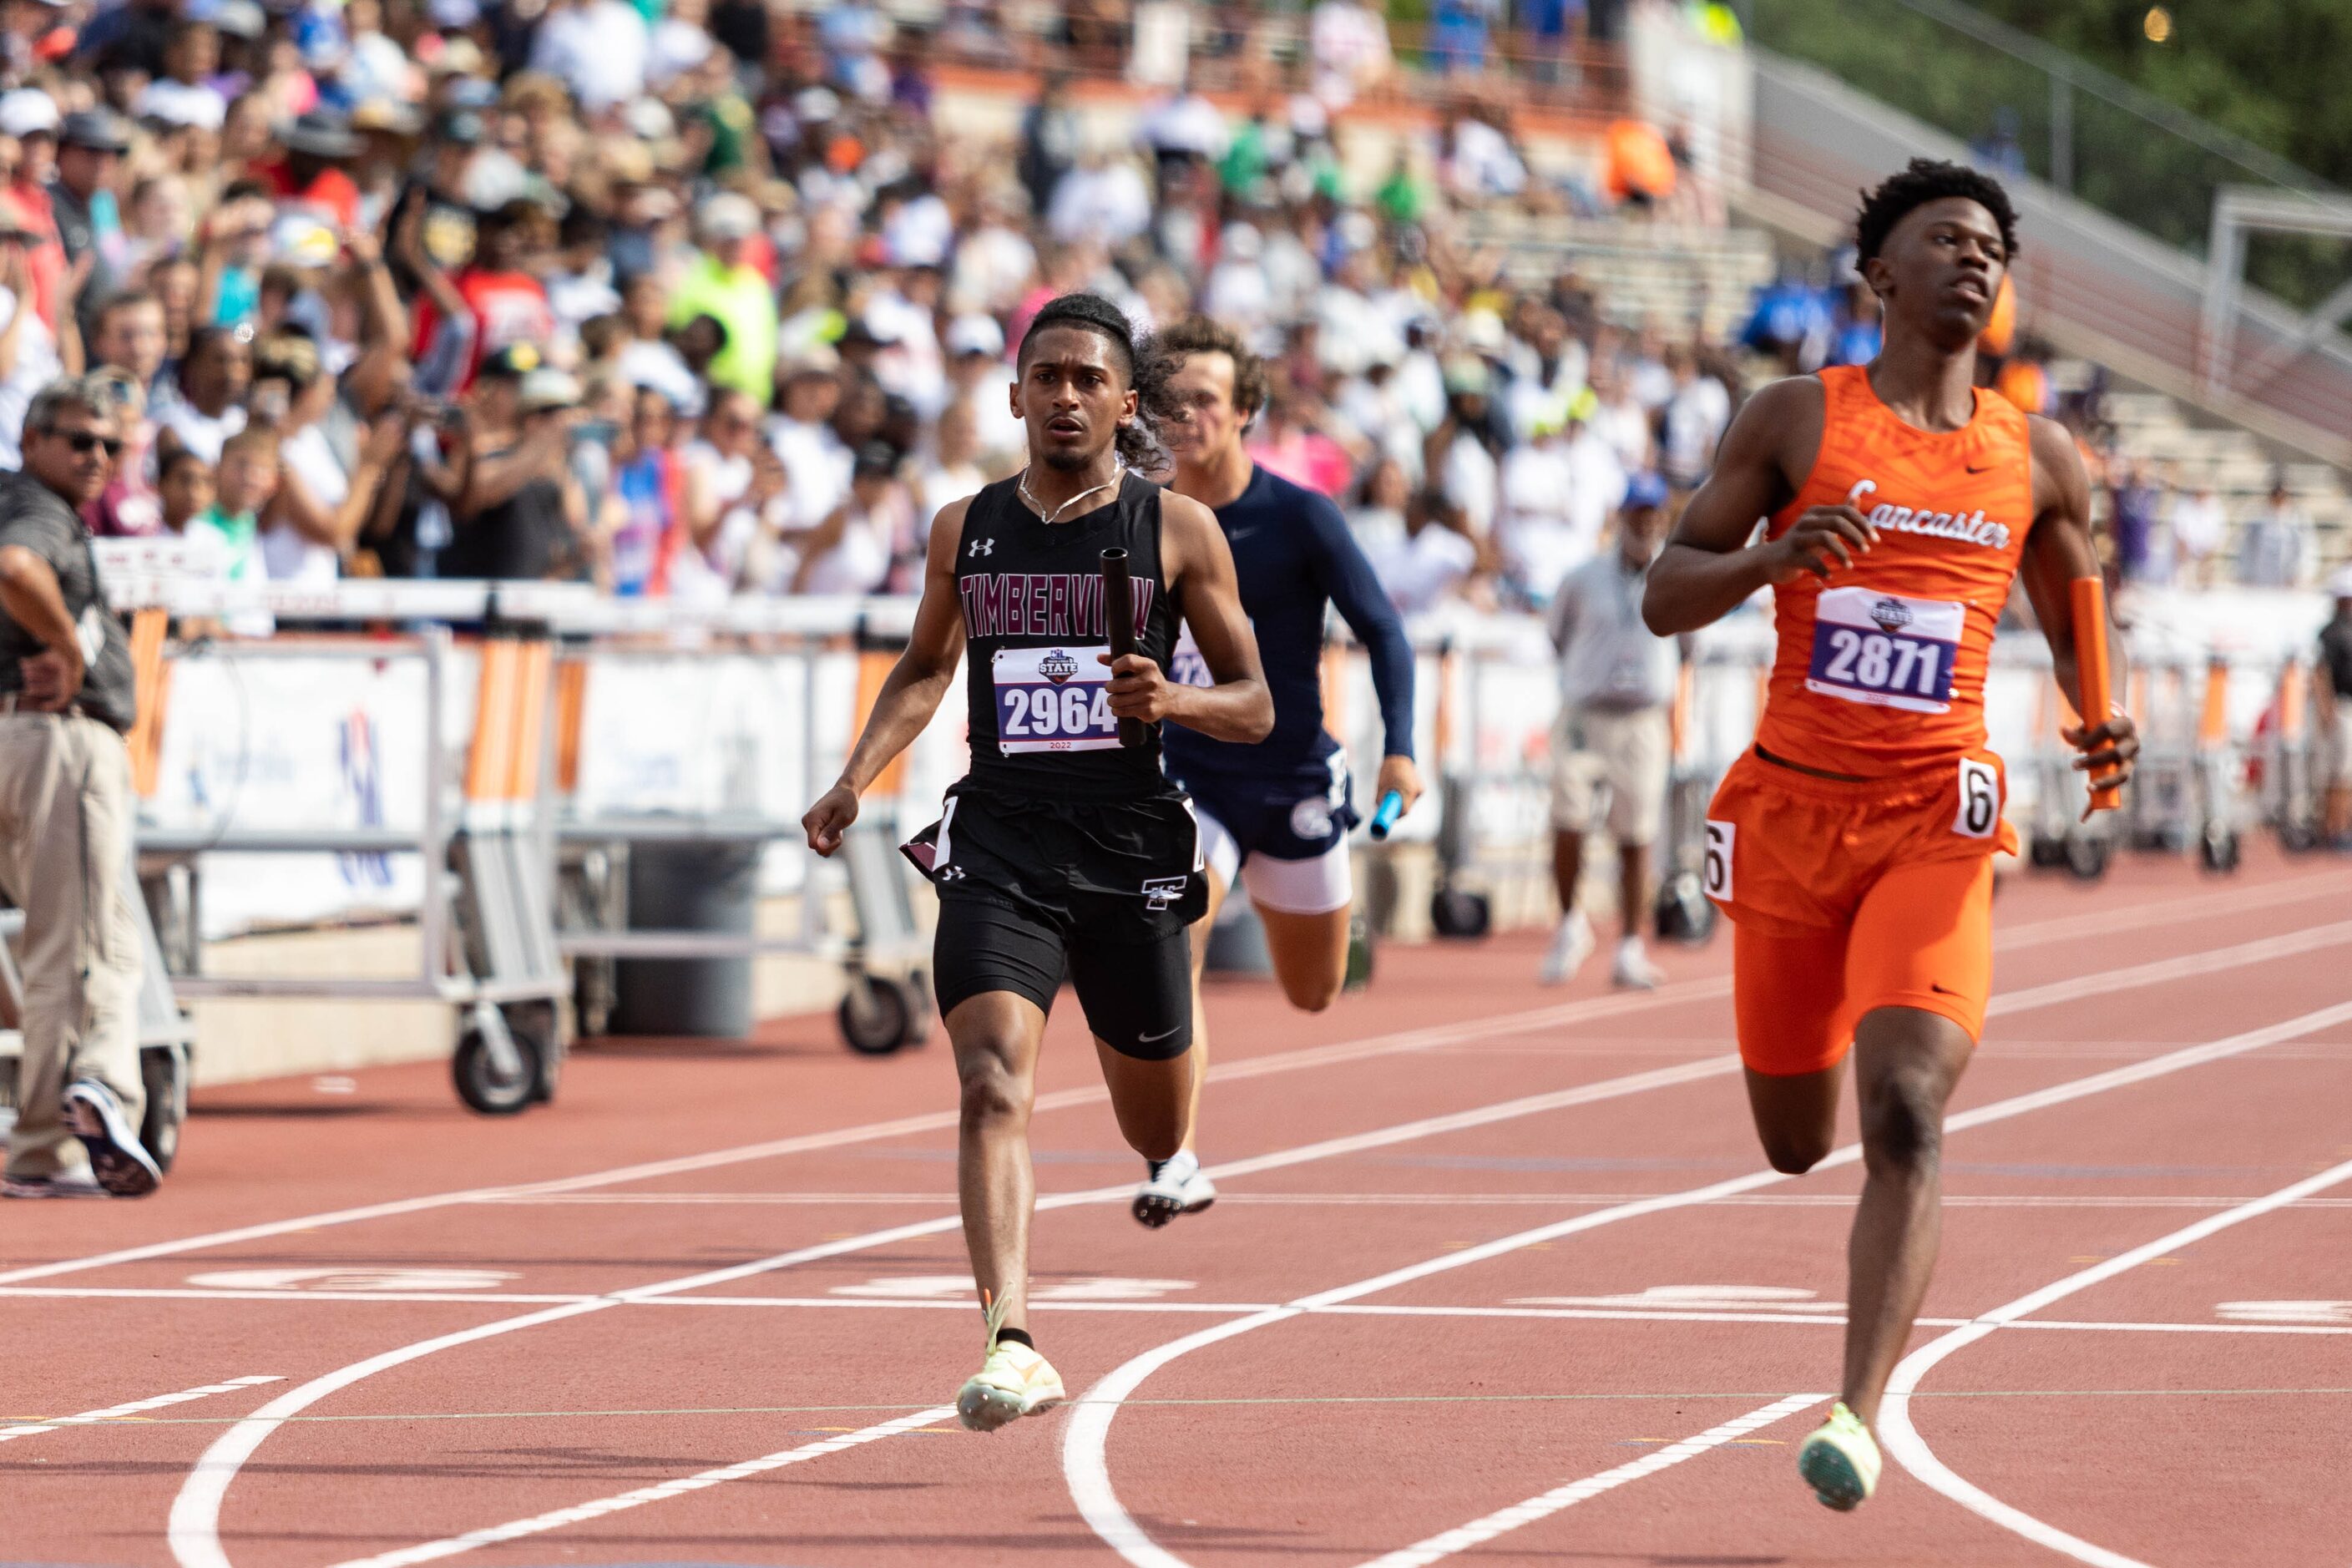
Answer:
[{"xmin": 906, "ymin": 782, "xmax": 1201, "ymax": 1060}]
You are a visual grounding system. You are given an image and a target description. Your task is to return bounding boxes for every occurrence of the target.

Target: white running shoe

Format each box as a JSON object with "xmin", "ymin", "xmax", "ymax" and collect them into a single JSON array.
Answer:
[
  {"xmin": 1132, "ymin": 1150, "xmax": 1217, "ymax": 1228},
  {"xmin": 3, "ymin": 1169, "xmax": 109, "ymax": 1198},
  {"xmin": 956, "ymin": 1296, "xmax": 1065, "ymax": 1432},
  {"xmin": 1611, "ymin": 936, "xmax": 1667, "ymax": 990},
  {"xmin": 1540, "ymin": 911, "xmax": 1596, "ymax": 985}
]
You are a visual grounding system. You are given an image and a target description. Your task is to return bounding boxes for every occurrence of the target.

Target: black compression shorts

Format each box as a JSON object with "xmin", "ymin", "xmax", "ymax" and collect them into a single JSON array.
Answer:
[
  {"xmin": 931, "ymin": 895, "xmax": 1192, "ymax": 1060},
  {"xmin": 907, "ymin": 782, "xmax": 1203, "ymax": 1060}
]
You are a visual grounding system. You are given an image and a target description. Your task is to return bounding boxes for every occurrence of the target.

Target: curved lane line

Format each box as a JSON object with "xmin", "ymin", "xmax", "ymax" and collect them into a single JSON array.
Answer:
[
  {"xmin": 1063, "ymin": 994, "xmax": 2352, "ymax": 1568},
  {"xmin": 1877, "ymin": 1154, "xmax": 2352, "ymax": 1568},
  {"xmin": 169, "ymin": 919, "xmax": 2352, "ymax": 1568}
]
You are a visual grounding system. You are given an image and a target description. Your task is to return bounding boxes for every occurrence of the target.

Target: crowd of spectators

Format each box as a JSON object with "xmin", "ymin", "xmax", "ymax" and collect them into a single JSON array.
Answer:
[{"xmin": 0, "ymin": 0, "xmax": 1754, "ymax": 620}]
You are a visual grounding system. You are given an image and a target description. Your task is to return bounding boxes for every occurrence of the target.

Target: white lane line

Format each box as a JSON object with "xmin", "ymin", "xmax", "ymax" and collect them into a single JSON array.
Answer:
[
  {"xmin": 0, "ymin": 1376, "xmax": 281, "ymax": 1444},
  {"xmin": 465, "ymin": 1191, "xmax": 2352, "ymax": 1210},
  {"xmin": 164, "ymin": 931, "xmax": 2352, "ymax": 1568},
  {"xmin": 1061, "ymin": 994, "xmax": 2352, "ymax": 1568},
  {"xmin": 1356, "ymin": 1393, "xmax": 1828, "ymax": 1568},
  {"xmin": 1877, "ymin": 1154, "xmax": 2352, "ymax": 1568},
  {"xmin": 7, "ymin": 868, "xmax": 2310, "ymax": 1293},
  {"xmin": 5, "ymin": 1286, "xmax": 2347, "ymax": 1339},
  {"xmin": 321, "ymin": 1404, "xmax": 958, "ymax": 1568}
]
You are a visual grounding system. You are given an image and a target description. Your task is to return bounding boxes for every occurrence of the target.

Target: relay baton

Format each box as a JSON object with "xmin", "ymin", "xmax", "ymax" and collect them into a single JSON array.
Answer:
[
  {"xmin": 2071, "ymin": 575, "xmax": 2122, "ymax": 812},
  {"xmin": 1368, "ymin": 789, "xmax": 1406, "ymax": 839},
  {"xmin": 1101, "ymin": 549, "xmax": 1148, "ymax": 749}
]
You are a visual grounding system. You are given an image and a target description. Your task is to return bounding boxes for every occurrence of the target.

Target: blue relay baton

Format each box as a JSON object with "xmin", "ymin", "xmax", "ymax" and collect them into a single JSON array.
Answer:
[{"xmin": 1368, "ymin": 789, "xmax": 1406, "ymax": 840}]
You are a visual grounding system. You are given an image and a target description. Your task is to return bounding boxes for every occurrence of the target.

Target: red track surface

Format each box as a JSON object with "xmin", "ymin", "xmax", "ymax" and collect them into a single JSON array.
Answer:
[{"xmin": 6, "ymin": 847, "xmax": 2351, "ymax": 1568}]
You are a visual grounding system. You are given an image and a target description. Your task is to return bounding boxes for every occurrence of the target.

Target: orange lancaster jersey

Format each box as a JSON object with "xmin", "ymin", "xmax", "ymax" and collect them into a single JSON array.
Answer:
[{"xmin": 1753, "ymin": 364, "xmax": 2035, "ymax": 778}]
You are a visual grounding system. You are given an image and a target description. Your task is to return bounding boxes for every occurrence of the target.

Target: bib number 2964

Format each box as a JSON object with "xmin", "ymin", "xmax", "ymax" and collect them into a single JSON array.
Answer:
[
  {"xmin": 1954, "ymin": 756, "xmax": 2000, "ymax": 838},
  {"xmin": 994, "ymin": 645, "xmax": 1120, "ymax": 754}
]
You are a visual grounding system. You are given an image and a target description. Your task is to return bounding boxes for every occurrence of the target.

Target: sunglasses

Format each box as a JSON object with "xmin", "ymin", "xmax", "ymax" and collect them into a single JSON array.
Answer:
[{"xmin": 50, "ymin": 431, "xmax": 124, "ymax": 457}]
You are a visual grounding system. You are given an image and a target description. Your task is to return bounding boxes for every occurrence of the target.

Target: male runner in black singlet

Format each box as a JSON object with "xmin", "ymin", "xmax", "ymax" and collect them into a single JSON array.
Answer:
[
  {"xmin": 802, "ymin": 295, "xmax": 1271, "ymax": 1431},
  {"xmin": 1133, "ymin": 316, "xmax": 1420, "ymax": 1226}
]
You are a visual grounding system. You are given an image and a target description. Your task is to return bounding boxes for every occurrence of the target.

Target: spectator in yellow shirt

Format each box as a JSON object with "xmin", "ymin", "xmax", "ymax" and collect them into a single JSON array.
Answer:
[{"xmin": 667, "ymin": 192, "xmax": 778, "ymax": 407}]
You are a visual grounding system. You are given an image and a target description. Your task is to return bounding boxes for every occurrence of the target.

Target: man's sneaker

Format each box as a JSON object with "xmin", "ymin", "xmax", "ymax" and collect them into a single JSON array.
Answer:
[
  {"xmin": 3, "ymin": 1169, "xmax": 109, "ymax": 1198},
  {"xmin": 1796, "ymin": 1401, "xmax": 1883, "ymax": 1511},
  {"xmin": 955, "ymin": 1295, "xmax": 1065, "ymax": 1432},
  {"xmin": 61, "ymin": 1080, "xmax": 160, "ymax": 1197},
  {"xmin": 1132, "ymin": 1151, "xmax": 1217, "ymax": 1228},
  {"xmin": 1611, "ymin": 936, "xmax": 1667, "ymax": 990},
  {"xmin": 1540, "ymin": 911, "xmax": 1596, "ymax": 985}
]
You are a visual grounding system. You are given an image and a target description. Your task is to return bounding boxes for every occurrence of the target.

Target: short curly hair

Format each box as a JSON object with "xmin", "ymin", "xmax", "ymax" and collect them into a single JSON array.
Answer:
[
  {"xmin": 1152, "ymin": 315, "xmax": 1269, "ymax": 419},
  {"xmin": 1015, "ymin": 292, "xmax": 1181, "ymax": 472},
  {"xmin": 1854, "ymin": 158, "xmax": 2020, "ymax": 266}
]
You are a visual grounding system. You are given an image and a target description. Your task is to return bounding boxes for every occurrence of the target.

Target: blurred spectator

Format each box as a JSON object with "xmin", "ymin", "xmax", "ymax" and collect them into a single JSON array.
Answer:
[
  {"xmin": 1972, "ymin": 107, "xmax": 2028, "ymax": 180},
  {"xmin": 606, "ymin": 384, "xmax": 706, "ymax": 596},
  {"xmin": 1429, "ymin": 0, "xmax": 1498, "ymax": 76},
  {"xmin": 2166, "ymin": 480, "xmax": 2226, "ymax": 589},
  {"xmin": 443, "ymin": 353, "xmax": 583, "ymax": 583},
  {"xmin": 789, "ymin": 438, "xmax": 901, "ymax": 595},
  {"xmin": 2107, "ymin": 458, "xmax": 2159, "ymax": 586},
  {"xmin": 2238, "ymin": 481, "xmax": 2312, "ymax": 589},
  {"xmin": 527, "ymin": 0, "xmax": 650, "ymax": 115},
  {"xmin": 1603, "ymin": 117, "xmax": 1676, "ymax": 211},
  {"xmin": 1369, "ymin": 485, "xmax": 1481, "ymax": 614},
  {"xmin": 191, "ymin": 427, "xmax": 277, "ymax": 581},
  {"xmin": 1017, "ymin": 72, "xmax": 1080, "ymax": 220},
  {"xmin": 1657, "ymin": 346, "xmax": 1730, "ymax": 493},
  {"xmin": 1311, "ymin": 0, "xmax": 1394, "ymax": 109},
  {"xmin": 670, "ymin": 193, "xmax": 779, "ymax": 406},
  {"xmin": 0, "ymin": 199, "xmax": 61, "ymax": 471},
  {"xmin": 1540, "ymin": 473, "xmax": 1677, "ymax": 990},
  {"xmin": 1424, "ymin": 357, "xmax": 1504, "ymax": 538},
  {"xmin": 157, "ymin": 325, "xmax": 250, "ymax": 463}
]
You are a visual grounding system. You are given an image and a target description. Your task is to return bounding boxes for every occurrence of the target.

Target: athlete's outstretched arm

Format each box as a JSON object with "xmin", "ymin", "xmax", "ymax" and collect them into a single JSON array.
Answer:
[
  {"xmin": 1115, "ymin": 489, "xmax": 1272, "ymax": 743},
  {"xmin": 1643, "ymin": 377, "xmax": 1877, "ymax": 635},
  {"xmin": 2018, "ymin": 417, "xmax": 2139, "ymax": 792},
  {"xmin": 1302, "ymin": 491, "xmax": 1423, "ymax": 811},
  {"xmin": 802, "ymin": 498, "xmax": 973, "ymax": 856}
]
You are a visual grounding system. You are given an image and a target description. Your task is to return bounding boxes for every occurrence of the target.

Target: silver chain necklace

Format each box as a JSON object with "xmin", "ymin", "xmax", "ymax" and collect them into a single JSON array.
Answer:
[{"xmin": 1019, "ymin": 463, "xmax": 1125, "ymax": 526}]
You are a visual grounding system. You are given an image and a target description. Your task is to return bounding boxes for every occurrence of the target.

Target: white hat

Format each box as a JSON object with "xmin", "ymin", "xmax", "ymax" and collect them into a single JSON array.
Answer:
[
  {"xmin": 0, "ymin": 89, "xmax": 58, "ymax": 139},
  {"xmin": 944, "ymin": 313, "xmax": 1005, "ymax": 358},
  {"xmin": 697, "ymin": 191, "xmax": 761, "ymax": 242},
  {"xmin": 1459, "ymin": 309, "xmax": 1508, "ymax": 356},
  {"xmin": 518, "ymin": 367, "xmax": 582, "ymax": 413},
  {"xmin": 1220, "ymin": 221, "xmax": 1264, "ymax": 261}
]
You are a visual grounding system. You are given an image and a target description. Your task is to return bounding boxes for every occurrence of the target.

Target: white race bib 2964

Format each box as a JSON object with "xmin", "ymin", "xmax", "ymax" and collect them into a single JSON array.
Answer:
[
  {"xmin": 994, "ymin": 645, "xmax": 1120, "ymax": 753},
  {"xmin": 1805, "ymin": 587, "xmax": 1965, "ymax": 714}
]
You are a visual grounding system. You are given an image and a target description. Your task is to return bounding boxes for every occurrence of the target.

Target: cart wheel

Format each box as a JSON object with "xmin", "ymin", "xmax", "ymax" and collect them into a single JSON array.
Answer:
[
  {"xmin": 839, "ymin": 973, "xmax": 912, "ymax": 1056},
  {"xmin": 453, "ymin": 1025, "xmax": 540, "ymax": 1115},
  {"xmin": 2201, "ymin": 827, "xmax": 2243, "ymax": 875},
  {"xmin": 1430, "ymin": 888, "xmax": 1491, "ymax": 939},
  {"xmin": 1652, "ymin": 871, "xmax": 1716, "ymax": 947},
  {"xmin": 2279, "ymin": 818, "xmax": 2320, "ymax": 854},
  {"xmin": 2028, "ymin": 835, "xmax": 2066, "ymax": 869},
  {"xmin": 139, "ymin": 1044, "xmax": 187, "ymax": 1176},
  {"xmin": 2064, "ymin": 833, "xmax": 2112, "ymax": 882}
]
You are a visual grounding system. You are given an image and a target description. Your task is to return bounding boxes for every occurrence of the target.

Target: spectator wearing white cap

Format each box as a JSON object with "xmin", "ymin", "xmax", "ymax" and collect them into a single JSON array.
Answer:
[
  {"xmin": 1205, "ymin": 223, "xmax": 1272, "ymax": 339},
  {"xmin": 668, "ymin": 192, "xmax": 777, "ymax": 407},
  {"xmin": 131, "ymin": 21, "xmax": 228, "ymax": 134},
  {"xmin": 0, "ymin": 196, "xmax": 62, "ymax": 470}
]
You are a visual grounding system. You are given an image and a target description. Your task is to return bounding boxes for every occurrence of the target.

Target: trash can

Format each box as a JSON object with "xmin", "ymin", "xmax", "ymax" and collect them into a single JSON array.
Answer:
[{"xmin": 611, "ymin": 837, "xmax": 764, "ymax": 1038}]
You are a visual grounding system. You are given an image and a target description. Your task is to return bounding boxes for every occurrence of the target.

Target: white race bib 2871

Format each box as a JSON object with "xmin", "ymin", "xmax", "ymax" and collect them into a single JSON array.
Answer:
[
  {"xmin": 994, "ymin": 645, "xmax": 1120, "ymax": 753},
  {"xmin": 1805, "ymin": 587, "xmax": 1965, "ymax": 714}
]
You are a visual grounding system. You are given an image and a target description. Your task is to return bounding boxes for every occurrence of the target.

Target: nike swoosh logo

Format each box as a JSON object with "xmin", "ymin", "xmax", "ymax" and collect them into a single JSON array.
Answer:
[
  {"xmin": 1138, "ymin": 1025, "xmax": 1185, "ymax": 1044},
  {"xmin": 1965, "ymin": 463, "xmax": 1995, "ymax": 474},
  {"xmin": 1227, "ymin": 528, "xmax": 1260, "ymax": 542},
  {"xmin": 1930, "ymin": 982, "xmax": 1961, "ymax": 996}
]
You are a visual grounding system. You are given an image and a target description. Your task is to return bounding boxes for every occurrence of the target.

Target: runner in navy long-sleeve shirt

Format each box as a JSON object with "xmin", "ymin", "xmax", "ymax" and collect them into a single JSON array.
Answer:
[{"xmin": 1134, "ymin": 316, "xmax": 1422, "ymax": 1226}]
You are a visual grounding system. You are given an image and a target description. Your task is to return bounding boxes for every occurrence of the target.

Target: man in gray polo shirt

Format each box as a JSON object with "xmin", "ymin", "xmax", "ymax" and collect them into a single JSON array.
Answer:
[
  {"xmin": 1541, "ymin": 473, "xmax": 1682, "ymax": 989},
  {"xmin": 0, "ymin": 376, "xmax": 159, "ymax": 1197}
]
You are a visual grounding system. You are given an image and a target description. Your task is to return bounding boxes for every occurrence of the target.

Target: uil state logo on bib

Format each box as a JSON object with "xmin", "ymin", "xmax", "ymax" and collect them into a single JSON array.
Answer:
[{"xmin": 1039, "ymin": 650, "xmax": 1079, "ymax": 685}]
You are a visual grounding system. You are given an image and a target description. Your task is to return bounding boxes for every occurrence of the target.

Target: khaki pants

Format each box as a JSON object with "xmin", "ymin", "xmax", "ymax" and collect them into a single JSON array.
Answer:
[{"xmin": 0, "ymin": 713, "xmax": 144, "ymax": 1181}]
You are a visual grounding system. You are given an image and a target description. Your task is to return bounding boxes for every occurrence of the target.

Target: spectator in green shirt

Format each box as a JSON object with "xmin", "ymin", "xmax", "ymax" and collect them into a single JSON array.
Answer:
[{"xmin": 667, "ymin": 192, "xmax": 778, "ymax": 407}]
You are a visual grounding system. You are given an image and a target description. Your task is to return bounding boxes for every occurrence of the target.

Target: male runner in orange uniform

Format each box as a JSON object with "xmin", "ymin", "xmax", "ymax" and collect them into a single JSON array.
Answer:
[{"xmin": 1644, "ymin": 161, "xmax": 2138, "ymax": 1510}]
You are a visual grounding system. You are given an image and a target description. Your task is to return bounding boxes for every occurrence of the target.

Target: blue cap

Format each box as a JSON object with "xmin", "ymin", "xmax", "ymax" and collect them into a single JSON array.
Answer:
[{"xmin": 1624, "ymin": 472, "xmax": 1671, "ymax": 511}]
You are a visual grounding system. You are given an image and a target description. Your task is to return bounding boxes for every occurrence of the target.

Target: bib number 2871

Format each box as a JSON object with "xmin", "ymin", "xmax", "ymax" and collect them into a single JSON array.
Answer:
[{"xmin": 1806, "ymin": 587, "xmax": 1965, "ymax": 714}]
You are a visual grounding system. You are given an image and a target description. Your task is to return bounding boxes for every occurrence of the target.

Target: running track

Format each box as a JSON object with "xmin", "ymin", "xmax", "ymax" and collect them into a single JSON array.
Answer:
[{"xmin": 5, "ymin": 847, "xmax": 2349, "ymax": 1567}]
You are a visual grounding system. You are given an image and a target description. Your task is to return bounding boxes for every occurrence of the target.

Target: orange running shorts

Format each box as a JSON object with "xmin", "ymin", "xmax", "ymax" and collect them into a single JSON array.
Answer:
[{"xmin": 1704, "ymin": 747, "xmax": 2016, "ymax": 1076}]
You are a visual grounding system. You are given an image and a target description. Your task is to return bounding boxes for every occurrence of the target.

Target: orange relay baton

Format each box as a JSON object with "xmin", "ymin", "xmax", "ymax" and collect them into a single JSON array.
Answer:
[{"xmin": 2071, "ymin": 576, "xmax": 2122, "ymax": 812}]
